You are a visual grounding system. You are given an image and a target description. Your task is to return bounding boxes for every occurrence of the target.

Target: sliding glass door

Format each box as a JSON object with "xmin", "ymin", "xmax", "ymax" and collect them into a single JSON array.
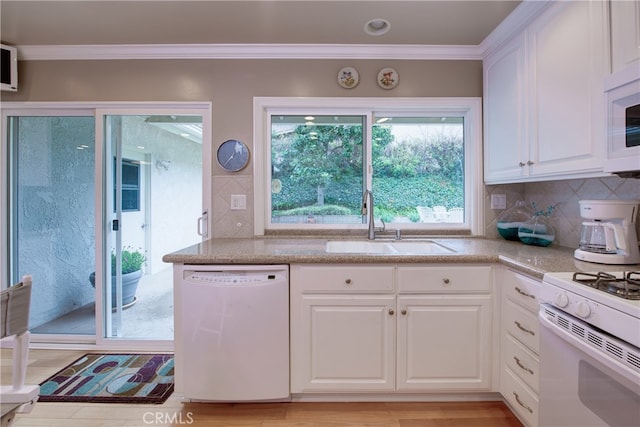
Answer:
[
  {"xmin": 5, "ymin": 114, "xmax": 97, "ymax": 339},
  {"xmin": 3, "ymin": 104, "xmax": 210, "ymax": 348},
  {"xmin": 101, "ymin": 112, "xmax": 206, "ymax": 342}
]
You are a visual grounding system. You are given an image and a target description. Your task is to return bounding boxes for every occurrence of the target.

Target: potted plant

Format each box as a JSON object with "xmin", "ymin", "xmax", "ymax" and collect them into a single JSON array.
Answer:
[{"xmin": 89, "ymin": 247, "xmax": 146, "ymax": 308}]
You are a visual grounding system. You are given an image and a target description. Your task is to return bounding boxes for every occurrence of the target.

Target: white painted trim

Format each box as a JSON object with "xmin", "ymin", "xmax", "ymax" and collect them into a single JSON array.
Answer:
[
  {"xmin": 253, "ymin": 97, "xmax": 483, "ymax": 236},
  {"xmin": 12, "ymin": 1, "xmax": 550, "ymax": 62},
  {"xmin": 0, "ymin": 113, "xmax": 8, "ymax": 290},
  {"xmin": 18, "ymin": 43, "xmax": 483, "ymax": 61},
  {"xmin": 479, "ymin": 0, "xmax": 553, "ymax": 58},
  {"xmin": 1, "ymin": 101, "xmax": 210, "ymax": 351}
]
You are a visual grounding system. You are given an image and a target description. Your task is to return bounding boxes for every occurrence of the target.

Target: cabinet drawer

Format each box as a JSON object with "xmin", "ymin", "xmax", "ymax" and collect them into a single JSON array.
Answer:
[
  {"xmin": 397, "ymin": 265, "xmax": 491, "ymax": 293},
  {"xmin": 504, "ymin": 333, "xmax": 539, "ymax": 393},
  {"xmin": 503, "ymin": 270, "xmax": 541, "ymax": 312},
  {"xmin": 504, "ymin": 299, "xmax": 540, "ymax": 354},
  {"xmin": 291, "ymin": 264, "xmax": 394, "ymax": 293},
  {"xmin": 503, "ymin": 367, "xmax": 539, "ymax": 427}
]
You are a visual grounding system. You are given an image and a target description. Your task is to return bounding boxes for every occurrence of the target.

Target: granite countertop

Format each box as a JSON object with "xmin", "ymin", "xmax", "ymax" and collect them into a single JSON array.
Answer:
[{"xmin": 162, "ymin": 236, "xmax": 640, "ymax": 280}]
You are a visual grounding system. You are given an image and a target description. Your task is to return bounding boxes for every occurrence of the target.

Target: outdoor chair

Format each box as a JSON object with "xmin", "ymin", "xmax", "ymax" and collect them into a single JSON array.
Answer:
[
  {"xmin": 448, "ymin": 207, "xmax": 464, "ymax": 223},
  {"xmin": 416, "ymin": 206, "xmax": 435, "ymax": 223},
  {"xmin": 433, "ymin": 206, "xmax": 449, "ymax": 222}
]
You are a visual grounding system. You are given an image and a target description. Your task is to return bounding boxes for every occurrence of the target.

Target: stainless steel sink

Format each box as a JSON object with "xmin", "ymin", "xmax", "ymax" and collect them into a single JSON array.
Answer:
[{"xmin": 325, "ymin": 239, "xmax": 456, "ymax": 254}]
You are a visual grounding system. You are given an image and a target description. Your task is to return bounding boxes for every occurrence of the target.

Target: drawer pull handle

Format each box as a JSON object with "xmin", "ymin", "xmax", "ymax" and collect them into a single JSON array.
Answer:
[
  {"xmin": 513, "ymin": 392, "xmax": 533, "ymax": 413},
  {"xmin": 514, "ymin": 356, "xmax": 534, "ymax": 375},
  {"xmin": 389, "ymin": 309, "xmax": 395, "ymax": 315},
  {"xmin": 401, "ymin": 309, "xmax": 407, "ymax": 315},
  {"xmin": 442, "ymin": 278, "xmax": 451, "ymax": 285},
  {"xmin": 515, "ymin": 321, "xmax": 535, "ymax": 336},
  {"xmin": 345, "ymin": 279, "xmax": 352, "ymax": 285},
  {"xmin": 515, "ymin": 286, "xmax": 535, "ymax": 299}
]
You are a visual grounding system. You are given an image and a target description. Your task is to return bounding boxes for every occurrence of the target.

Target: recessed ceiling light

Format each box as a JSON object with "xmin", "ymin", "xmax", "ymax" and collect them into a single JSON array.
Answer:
[{"xmin": 364, "ymin": 18, "xmax": 390, "ymax": 36}]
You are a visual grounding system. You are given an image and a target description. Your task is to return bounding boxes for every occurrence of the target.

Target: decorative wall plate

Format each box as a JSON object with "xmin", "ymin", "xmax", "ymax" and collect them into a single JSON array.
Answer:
[
  {"xmin": 338, "ymin": 67, "xmax": 360, "ymax": 89},
  {"xmin": 377, "ymin": 68, "xmax": 399, "ymax": 90},
  {"xmin": 217, "ymin": 139, "xmax": 249, "ymax": 172}
]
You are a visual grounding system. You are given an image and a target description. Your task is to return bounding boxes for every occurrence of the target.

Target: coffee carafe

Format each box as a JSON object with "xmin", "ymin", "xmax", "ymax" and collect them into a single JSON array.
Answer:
[{"xmin": 574, "ymin": 200, "xmax": 640, "ymax": 264}]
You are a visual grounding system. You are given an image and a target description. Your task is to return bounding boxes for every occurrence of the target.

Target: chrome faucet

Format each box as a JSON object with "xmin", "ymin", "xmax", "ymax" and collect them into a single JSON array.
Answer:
[{"xmin": 362, "ymin": 190, "xmax": 376, "ymax": 240}]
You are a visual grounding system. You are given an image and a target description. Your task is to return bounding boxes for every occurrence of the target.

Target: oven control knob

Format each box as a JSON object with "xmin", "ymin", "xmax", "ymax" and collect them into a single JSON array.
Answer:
[
  {"xmin": 575, "ymin": 301, "xmax": 591, "ymax": 318},
  {"xmin": 554, "ymin": 292, "xmax": 570, "ymax": 308}
]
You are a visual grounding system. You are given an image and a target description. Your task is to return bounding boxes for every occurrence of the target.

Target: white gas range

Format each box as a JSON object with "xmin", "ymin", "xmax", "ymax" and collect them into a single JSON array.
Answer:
[{"xmin": 539, "ymin": 270, "xmax": 640, "ymax": 427}]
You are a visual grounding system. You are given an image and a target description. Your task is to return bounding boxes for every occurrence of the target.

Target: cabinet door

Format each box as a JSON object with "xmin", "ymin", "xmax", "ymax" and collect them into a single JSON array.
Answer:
[
  {"xmin": 610, "ymin": 0, "xmax": 640, "ymax": 73},
  {"xmin": 484, "ymin": 32, "xmax": 529, "ymax": 183},
  {"xmin": 290, "ymin": 294, "xmax": 396, "ymax": 392},
  {"xmin": 396, "ymin": 295, "xmax": 492, "ymax": 391},
  {"xmin": 528, "ymin": 0, "xmax": 607, "ymax": 177}
]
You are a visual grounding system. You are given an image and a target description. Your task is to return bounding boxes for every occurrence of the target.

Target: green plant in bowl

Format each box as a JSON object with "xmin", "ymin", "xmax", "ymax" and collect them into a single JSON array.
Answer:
[{"xmin": 113, "ymin": 247, "xmax": 146, "ymax": 274}]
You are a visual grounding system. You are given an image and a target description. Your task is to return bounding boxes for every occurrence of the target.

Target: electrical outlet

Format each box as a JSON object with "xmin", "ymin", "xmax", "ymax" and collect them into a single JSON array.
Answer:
[
  {"xmin": 491, "ymin": 194, "xmax": 507, "ymax": 210},
  {"xmin": 230, "ymin": 194, "xmax": 246, "ymax": 210}
]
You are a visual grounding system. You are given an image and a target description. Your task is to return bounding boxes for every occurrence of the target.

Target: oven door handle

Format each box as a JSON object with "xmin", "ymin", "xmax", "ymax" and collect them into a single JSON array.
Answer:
[{"xmin": 539, "ymin": 310, "xmax": 639, "ymax": 382}]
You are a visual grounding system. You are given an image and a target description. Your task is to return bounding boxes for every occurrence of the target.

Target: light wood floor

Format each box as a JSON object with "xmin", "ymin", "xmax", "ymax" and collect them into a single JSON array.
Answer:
[{"xmin": 2, "ymin": 348, "xmax": 523, "ymax": 427}]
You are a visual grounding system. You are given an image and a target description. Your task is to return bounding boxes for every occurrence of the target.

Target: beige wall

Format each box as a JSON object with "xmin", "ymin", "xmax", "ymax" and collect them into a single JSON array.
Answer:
[
  {"xmin": 5, "ymin": 59, "xmax": 638, "ymax": 248},
  {"xmin": 2, "ymin": 59, "xmax": 482, "ymax": 237}
]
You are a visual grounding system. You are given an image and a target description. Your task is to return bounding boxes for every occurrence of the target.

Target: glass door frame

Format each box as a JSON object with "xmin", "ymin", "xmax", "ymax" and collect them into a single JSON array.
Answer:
[
  {"xmin": 96, "ymin": 106, "xmax": 212, "ymax": 350},
  {"xmin": 1, "ymin": 106, "xmax": 98, "ymax": 346},
  {"xmin": 1, "ymin": 102, "xmax": 212, "ymax": 351}
]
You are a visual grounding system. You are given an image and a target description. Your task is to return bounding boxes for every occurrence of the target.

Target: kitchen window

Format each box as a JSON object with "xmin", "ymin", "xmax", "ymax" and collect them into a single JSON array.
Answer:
[{"xmin": 253, "ymin": 97, "xmax": 483, "ymax": 235}]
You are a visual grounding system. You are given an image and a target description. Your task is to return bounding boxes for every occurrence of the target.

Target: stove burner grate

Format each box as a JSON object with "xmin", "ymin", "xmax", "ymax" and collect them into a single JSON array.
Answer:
[{"xmin": 572, "ymin": 271, "xmax": 640, "ymax": 300}]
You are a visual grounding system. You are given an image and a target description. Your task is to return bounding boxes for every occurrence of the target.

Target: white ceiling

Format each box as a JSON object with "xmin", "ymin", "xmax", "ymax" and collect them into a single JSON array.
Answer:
[{"xmin": 1, "ymin": 1, "xmax": 521, "ymax": 47}]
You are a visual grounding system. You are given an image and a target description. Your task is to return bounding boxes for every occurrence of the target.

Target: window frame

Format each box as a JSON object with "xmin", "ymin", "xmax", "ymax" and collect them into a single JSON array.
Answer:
[
  {"xmin": 253, "ymin": 97, "xmax": 483, "ymax": 236},
  {"xmin": 114, "ymin": 158, "xmax": 141, "ymax": 212}
]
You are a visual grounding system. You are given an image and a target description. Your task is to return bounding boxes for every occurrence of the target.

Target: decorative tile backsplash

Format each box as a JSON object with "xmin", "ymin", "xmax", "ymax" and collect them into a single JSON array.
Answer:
[
  {"xmin": 212, "ymin": 175, "xmax": 254, "ymax": 238},
  {"xmin": 486, "ymin": 176, "xmax": 640, "ymax": 249}
]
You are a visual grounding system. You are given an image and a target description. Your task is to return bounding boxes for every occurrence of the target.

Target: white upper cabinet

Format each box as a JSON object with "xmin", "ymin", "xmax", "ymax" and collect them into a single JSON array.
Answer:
[
  {"xmin": 528, "ymin": 0, "xmax": 607, "ymax": 177},
  {"xmin": 484, "ymin": 0, "xmax": 609, "ymax": 184},
  {"xmin": 610, "ymin": 0, "xmax": 640, "ymax": 73},
  {"xmin": 484, "ymin": 32, "xmax": 528, "ymax": 182}
]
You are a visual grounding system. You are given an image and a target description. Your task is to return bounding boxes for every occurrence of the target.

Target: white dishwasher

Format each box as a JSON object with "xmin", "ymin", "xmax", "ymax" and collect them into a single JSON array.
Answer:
[{"xmin": 175, "ymin": 264, "xmax": 289, "ymax": 401}]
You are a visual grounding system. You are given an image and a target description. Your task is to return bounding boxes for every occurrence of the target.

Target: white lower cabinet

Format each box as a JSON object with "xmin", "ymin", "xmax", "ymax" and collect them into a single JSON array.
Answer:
[
  {"xmin": 499, "ymin": 268, "xmax": 542, "ymax": 427},
  {"xmin": 291, "ymin": 294, "xmax": 396, "ymax": 392},
  {"xmin": 290, "ymin": 264, "xmax": 493, "ymax": 394},
  {"xmin": 396, "ymin": 295, "xmax": 492, "ymax": 391}
]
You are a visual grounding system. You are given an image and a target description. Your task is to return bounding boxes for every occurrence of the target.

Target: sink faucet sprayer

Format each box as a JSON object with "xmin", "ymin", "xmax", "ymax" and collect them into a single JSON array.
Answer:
[{"xmin": 362, "ymin": 190, "xmax": 385, "ymax": 240}]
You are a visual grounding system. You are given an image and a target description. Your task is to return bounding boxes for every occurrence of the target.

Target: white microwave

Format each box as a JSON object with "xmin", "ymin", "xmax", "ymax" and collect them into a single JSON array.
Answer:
[{"xmin": 604, "ymin": 64, "xmax": 640, "ymax": 177}]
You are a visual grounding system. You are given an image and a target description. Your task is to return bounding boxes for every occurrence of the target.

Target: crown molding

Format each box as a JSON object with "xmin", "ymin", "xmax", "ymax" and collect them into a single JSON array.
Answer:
[
  {"xmin": 16, "ymin": 1, "xmax": 552, "ymax": 62},
  {"xmin": 17, "ymin": 43, "xmax": 483, "ymax": 61},
  {"xmin": 479, "ymin": 0, "xmax": 553, "ymax": 58}
]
